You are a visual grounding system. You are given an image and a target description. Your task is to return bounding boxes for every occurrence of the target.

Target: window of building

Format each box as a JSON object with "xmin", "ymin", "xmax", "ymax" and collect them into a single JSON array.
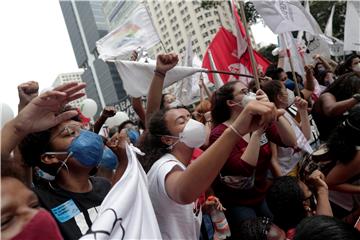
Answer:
[
  {"xmin": 197, "ymin": 15, "xmax": 203, "ymax": 21},
  {"xmin": 205, "ymin": 12, "xmax": 211, "ymax": 17},
  {"xmin": 205, "ymin": 40, "xmax": 211, "ymax": 46},
  {"xmin": 195, "ymin": 7, "xmax": 201, "ymax": 13},
  {"xmin": 210, "ymin": 29, "xmax": 217, "ymax": 34},
  {"xmin": 208, "ymin": 20, "xmax": 214, "ymax": 26},
  {"xmin": 200, "ymin": 23, "xmax": 206, "ymax": 30},
  {"xmin": 202, "ymin": 32, "xmax": 209, "ymax": 38}
]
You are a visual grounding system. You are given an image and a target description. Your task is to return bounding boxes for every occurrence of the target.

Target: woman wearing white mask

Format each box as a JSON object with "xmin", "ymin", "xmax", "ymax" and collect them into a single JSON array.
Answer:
[
  {"xmin": 261, "ymin": 80, "xmax": 312, "ymax": 177},
  {"xmin": 140, "ymin": 100, "xmax": 285, "ymax": 239},
  {"xmin": 208, "ymin": 81, "xmax": 297, "ymax": 234}
]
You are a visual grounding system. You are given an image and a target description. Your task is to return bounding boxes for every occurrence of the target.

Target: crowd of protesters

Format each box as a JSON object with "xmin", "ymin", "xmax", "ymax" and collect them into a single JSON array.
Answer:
[{"xmin": 1, "ymin": 51, "xmax": 360, "ymax": 240}]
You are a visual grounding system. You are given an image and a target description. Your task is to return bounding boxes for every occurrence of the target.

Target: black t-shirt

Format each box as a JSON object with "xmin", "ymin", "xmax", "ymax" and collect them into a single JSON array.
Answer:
[{"xmin": 33, "ymin": 177, "xmax": 111, "ymax": 240}]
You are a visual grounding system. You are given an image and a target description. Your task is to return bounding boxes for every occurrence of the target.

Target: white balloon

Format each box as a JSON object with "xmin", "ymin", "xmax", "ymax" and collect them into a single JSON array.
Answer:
[
  {"xmin": 105, "ymin": 111, "xmax": 129, "ymax": 129},
  {"xmin": 1, "ymin": 102, "xmax": 15, "ymax": 128},
  {"xmin": 80, "ymin": 99, "xmax": 98, "ymax": 118}
]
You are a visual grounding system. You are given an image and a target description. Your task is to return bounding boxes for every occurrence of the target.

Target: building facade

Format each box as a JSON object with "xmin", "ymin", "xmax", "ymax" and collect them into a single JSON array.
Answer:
[
  {"xmin": 59, "ymin": 0, "xmax": 128, "ymax": 116},
  {"xmin": 53, "ymin": 71, "xmax": 87, "ymax": 108}
]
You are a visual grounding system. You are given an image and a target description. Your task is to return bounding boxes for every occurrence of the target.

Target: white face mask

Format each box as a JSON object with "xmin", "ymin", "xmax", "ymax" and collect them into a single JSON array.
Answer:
[
  {"xmin": 166, "ymin": 119, "xmax": 206, "ymax": 149},
  {"xmin": 287, "ymin": 89, "xmax": 295, "ymax": 107},
  {"xmin": 352, "ymin": 63, "xmax": 360, "ymax": 73},
  {"xmin": 235, "ymin": 92, "xmax": 257, "ymax": 108}
]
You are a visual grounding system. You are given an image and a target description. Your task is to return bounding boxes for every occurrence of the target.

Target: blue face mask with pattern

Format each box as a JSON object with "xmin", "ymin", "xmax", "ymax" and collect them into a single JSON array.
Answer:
[
  {"xmin": 99, "ymin": 146, "xmax": 118, "ymax": 170},
  {"xmin": 68, "ymin": 130, "xmax": 104, "ymax": 167},
  {"xmin": 127, "ymin": 128, "xmax": 140, "ymax": 144}
]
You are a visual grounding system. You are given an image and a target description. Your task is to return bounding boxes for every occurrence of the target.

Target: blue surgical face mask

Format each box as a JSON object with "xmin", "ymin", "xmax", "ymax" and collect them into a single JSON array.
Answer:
[
  {"xmin": 68, "ymin": 130, "xmax": 104, "ymax": 167},
  {"xmin": 127, "ymin": 128, "xmax": 140, "ymax": 144},
  {"xmin": 99, "ymin": 146, "xmax": 118, "ymax": 170}
]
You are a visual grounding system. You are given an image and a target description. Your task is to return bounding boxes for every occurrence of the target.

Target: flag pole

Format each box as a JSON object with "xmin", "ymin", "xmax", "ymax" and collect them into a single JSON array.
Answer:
[
  {"xmin": 282, "ymin": 33, "xmax": 301, "ymax": 97},
  {"xmin": 238, "ymin": 0, "xmax": 260, "ymax": 90}
]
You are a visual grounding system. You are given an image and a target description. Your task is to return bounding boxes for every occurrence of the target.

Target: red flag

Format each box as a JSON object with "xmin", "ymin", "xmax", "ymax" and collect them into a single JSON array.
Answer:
[{"xmin": 202, "ymin": 27, "xmax": 270, "ymax": 86}]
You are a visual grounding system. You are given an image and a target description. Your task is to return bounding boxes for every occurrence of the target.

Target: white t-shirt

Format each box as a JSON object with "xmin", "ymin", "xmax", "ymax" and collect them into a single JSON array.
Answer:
[
  {"xmin": 147, "ymin": 153, "xmax": 202, "ymax": 240},
  {"xmin": 278, "ymin": 112, "xmax": 313, "ymax": 175}
]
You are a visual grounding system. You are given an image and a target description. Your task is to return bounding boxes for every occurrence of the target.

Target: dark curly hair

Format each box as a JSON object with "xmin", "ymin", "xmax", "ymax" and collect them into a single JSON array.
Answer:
[
  {"xmin": 18, "ymin": 110, "xmax": 81, "ymax": 176},
  {"xmin": 295, "ymin": 216, "xmax": 360, "ymax": 240},
  {"xmin": 335, "ymin": 54, "xmax": 360, "ymax": 76},
  {"xmin": 237, "ymin": 217, "xmax": 272, "ymax": 240},
  {"xmin": 210, "ymin": 81, "xmax": 239, "ymax": 126},
  {"xmin": 138, "ymin": 108, "xmax": 175, "ymax": 172},
  {"xmin": 327, "ymin": 105, "xmax": 360, "ymax": 164},
  {"xmin": 267, "ymin": 176, "xmax": 306, "ymax": 231},
  {"xmin": 324, "ymin": 72, "xmax": 360, "ymax": 101}
]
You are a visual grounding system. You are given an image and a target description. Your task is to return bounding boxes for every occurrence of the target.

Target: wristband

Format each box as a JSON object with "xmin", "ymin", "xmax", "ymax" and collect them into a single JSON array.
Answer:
[
  {"xmin": 229, "ymin": 124, "xmax": 242, "ymax": 137},
  {"xmin": 154, "ymin": 69, "xmax": 166, "ymax": 78}
]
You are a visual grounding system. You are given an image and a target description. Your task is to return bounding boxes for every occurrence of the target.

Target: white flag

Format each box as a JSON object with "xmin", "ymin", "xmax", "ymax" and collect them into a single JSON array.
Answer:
[
  {"xmin": 231, "ymin": 0, "xmax": 247, "ymax": 58},
  {"xmin": 280, "ymin": 32, "xmax": 305, "ymax": 77},
  {"xmin": 80, "ymin": 144, "xmax": 162, "ymax": 240},
  {"xmin": 114, "ymin": 60, "xmax": 204, "ymax": 97},
  {"xmin": 324, "ymin": 4, "xmax": 335, "ymax": 37},
  {"xmin": 252, "ymin": 0, "xmax": 323, "ymax": 35},
  {"xmin": 175, "ymin": 35, "xmax": 200, "ymax": 106},
  {"xmin": 208, "ymin": 50, "xmax": 224, "ymax": 89},
  {"xmin": 344, "ymin": 1, "xmax": 360, "ymax": 51},
  {"xmin": 96, "ymin": 4, "xmax": 160, "ymax": 60}
]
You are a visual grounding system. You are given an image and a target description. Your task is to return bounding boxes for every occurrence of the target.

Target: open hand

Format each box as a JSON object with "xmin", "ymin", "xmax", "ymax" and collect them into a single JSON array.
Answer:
[{"xmin": 14, "ymin": 82, "xmax": 86, "ymax": 135}]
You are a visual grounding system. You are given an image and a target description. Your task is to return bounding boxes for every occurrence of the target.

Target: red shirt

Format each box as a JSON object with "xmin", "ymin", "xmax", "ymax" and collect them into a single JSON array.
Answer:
[{"xmin": 209, "ymin": 123, "xmax": 284, "ymax": 207}]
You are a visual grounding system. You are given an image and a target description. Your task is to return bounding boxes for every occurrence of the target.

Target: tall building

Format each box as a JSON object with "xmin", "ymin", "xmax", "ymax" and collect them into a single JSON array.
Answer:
[
  {"xmin": 53, "ymin": 71, "xmax": 87, "ymax": 108},
  {"xmin": 59, "ymin": 0, "xmax": 127, "ymax": 116}
]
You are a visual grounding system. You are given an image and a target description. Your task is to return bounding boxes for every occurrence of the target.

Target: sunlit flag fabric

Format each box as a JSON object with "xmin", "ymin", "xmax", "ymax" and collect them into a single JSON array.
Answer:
[
  {"xmin": 80, "ymin": 144, "xmax": 162, "ymax": 240},
  {"xmin": 231, "ymin": 0, "xmax": 247, "ymax": 58},
  {"xmin": 280, "ymin": 32, "xmax": 305, "ymax": 77},
  {"xmin": 96, "ymin": 4, "xmax": 160, "ymax": 60},
  {"xmin": 344, "ymin": 1, "xmax": 360, "ymax": 51},
  {"xmin": 252, "ymin": 0, "xmax": 323, "ymax": 35},
  {"xmin": 202, "ymin": 27, "xmax": 270, "ymax": 86},
  {"xmin": 175, "ymin": 35, "xmax": 202, "ymax": 106},
  {"xmin": 114, "ymin": 60, "xmax": 204, "ymax": 97}
]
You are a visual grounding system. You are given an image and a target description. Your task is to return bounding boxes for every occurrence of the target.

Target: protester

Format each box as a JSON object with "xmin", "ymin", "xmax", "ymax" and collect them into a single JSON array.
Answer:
[
  {"xmin": 312, "ymin": 72, "xmax": 360, "ymax": 141},
  {"xmin": 261, "ymin": 80, "xmax": 312, "ymax": 176},
  {"xmin": 1, "ymin": 161, "xmax": 63, "ymax": 240},
  {"xmin": 267, "ymin": 170, "xmax": 333, "ymax": 238},
  {"xmin": 208, "ymin": 80, "xmax": 296, "ymax": 233},
  {"xmin": 139, "ymin": 58, "xmax": 286, "ymax": 239},
  {"xmin": 1, "ymin": 82, "xmax": 87, "ymax": 239},
  {"xmin": 326, "ymin": 105, "xmax": 360, "ymax": 219}
]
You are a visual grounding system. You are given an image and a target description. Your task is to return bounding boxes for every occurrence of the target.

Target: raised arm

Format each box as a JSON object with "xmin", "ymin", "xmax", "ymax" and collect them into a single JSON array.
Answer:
[
  {"xmin": 326, "ymin": 152, "xmax": 360, "ymax": 194},
  {"xmin": 17, "ymin": 81, "xmax": 39, "ymax": 112},
  {"xmin": 295, "ymin": 97, "xmax": 312, "ymax": 140},
  {"xmin": 145, "ymin": 53, "xmax": 178, "ymax": 122},
  {"xmin": 308, "ymin": 170, "xmax": 333, "ymax": 216},
  {"xmin": 165, "ymin": 101, "xmax": 285, "ymax": 204},
  {"xmin": 1, "ymin": 82, "xmax": 85, "ymax": 161},
  {"xmin": 93, "ymin": 106, "xmax": 116, "ymax": 134},
  {"xmin": 320, "ymin": 93, "xmax": 359, "ymax": 117}
]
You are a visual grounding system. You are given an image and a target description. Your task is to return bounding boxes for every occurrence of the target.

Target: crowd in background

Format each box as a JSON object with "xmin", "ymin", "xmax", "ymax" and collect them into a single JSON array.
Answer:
[{"xmin": 1, "ymin": 51, "xmax": 360, "ymax": 240}]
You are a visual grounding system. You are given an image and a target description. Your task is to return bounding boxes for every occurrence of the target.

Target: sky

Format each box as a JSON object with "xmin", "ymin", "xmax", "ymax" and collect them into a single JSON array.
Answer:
[{"xmin": 0, "ymin": 0, "xmax": 277, "ymax": 117}]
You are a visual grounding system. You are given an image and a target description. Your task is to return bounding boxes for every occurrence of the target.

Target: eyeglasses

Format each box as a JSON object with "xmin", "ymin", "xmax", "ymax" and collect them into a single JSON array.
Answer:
[
  {"xmin": 51, "ymin": 124, "xmax": 84, "ymax": 141},
  {"xmin": 234, "ymin": 88, "xmax": 250, "ymax": 97}
]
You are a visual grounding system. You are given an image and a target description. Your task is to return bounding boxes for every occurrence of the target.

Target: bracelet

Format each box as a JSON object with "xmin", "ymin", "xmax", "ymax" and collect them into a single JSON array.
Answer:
[
  {"xmin": 154, "ymin": 69, "xmax": 166, "ymax": 78},
  {"xmin": 229, "ymin": 124, "xmax": 241, "ymax": 137}
]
